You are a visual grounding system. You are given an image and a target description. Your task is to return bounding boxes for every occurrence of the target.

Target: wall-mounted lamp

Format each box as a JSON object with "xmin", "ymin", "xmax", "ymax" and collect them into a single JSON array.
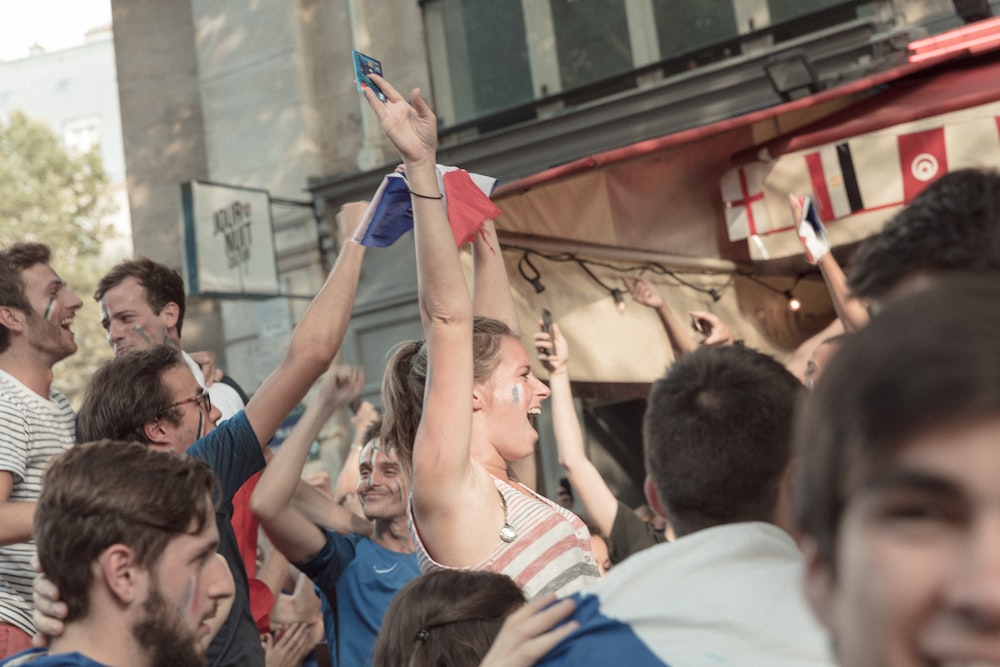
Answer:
[
  {"xmin": 612, "ymin": 288, "xmax": 626, "ymax": 314},
  {"xmin": 518, "ymin": 254, "xmax": 546, "ymax": 294},
  {"xmin": 953, "ymin": 0, "xmax": 992, "ymax": 23},
  {"xmin": 765, "ymin": 50, "xmax": 820, "ymax": 102}
]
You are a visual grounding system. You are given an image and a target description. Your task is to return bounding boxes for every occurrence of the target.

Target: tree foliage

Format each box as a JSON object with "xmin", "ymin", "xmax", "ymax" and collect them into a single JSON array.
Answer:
[{"xmin": 0, "ymin": 111, "xmax": 118, "ymax": 404}]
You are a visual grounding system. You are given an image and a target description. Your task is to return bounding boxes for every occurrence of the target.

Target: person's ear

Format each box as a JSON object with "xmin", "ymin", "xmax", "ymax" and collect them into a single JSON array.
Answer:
[
  {"xmin": 643, "ymin": 475, "xmax": 669, "ymax": 524},
  {"xmin": 0, "ymin": 306, "xmax": 26, "ymax": 332},
  {"xmin": 159, "ymin": 302, "xmax": 180, "ymax": 332},
  {"xmin": 801, "ymin": 536, "xmax": 836, "ymax": 630},
  {"xmin": 98, "ymin": 544, "xmax": 141, "ymax": 605},
  {"xmin": 142, "ymin": 418, "xmax": 173, "ymax": 449},
  {"xmin": 472, "ymin": 384, "xmax": 487, "ymax": 412}
]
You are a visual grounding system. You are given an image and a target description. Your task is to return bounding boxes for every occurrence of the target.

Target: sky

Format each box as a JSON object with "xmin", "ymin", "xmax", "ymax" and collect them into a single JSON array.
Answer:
[{"xmin": 0, "ymin": 0, "xmax": 112, "ymax": 62}]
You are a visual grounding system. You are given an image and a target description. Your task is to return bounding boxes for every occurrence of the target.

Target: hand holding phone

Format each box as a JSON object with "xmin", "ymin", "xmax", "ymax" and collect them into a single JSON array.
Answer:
[
  {"xmin": 537, "ymin": 308, "xmax": 553, "ymax": 356},
  {"xmin": 353, "ymin": 50, "xmax": 387, "ymax": 103}
]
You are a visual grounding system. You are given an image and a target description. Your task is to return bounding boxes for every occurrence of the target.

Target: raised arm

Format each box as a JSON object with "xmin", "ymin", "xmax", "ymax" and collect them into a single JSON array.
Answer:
[
  {"xmin": 789, "ymin": 195, "xmax": 869, "ymax": 332},
  {"xmin": 332, "ymin": 400, "xmax": 378, "ymax": 506},
  {"xmin": 242, "ymin": 229, "xmax": 366, "ymax": 449},
  {"xmin": 473, "ymin": 220, "xmax": 519, "ymax": 334},
  {"xmin": 364, "ymin": 74, "xmax": 494, "ymax": 563},
  {"xmin": 622, "ymin": 274, "xmax": 697, "ymax": 358},
  {"xmin": 534, "ymin": 322, "xmax": 617, "ymax": 537},
  {"xmin": 250, "ymin": 366, "xmax": 369, "ymax": 561}
]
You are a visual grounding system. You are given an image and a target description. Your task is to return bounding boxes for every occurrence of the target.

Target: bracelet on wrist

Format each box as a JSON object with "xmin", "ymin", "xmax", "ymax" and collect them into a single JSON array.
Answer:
[{"xmin": 408, "ymin": 189, "xmax": 443, "ymax": 200}]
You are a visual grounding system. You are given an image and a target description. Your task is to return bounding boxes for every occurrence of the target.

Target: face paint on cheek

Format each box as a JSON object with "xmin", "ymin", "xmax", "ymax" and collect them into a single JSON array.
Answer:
[
  {"xmin": 511, "ymin": 385, "xmax": 521, "ymax": 405},
  {"xmin": 133, "ymin": 325, "xmax": 155, "ymax": 345},
  {"xmin": 393, "ymin": 481, "xmax": 403, "ymax": 501},
  {"xmin": 177, "ymin": 575, "xmax": 196, "ymax": 615},
  {"xmin": 43, "ymin": 297, "xmax": 56, "ymax": 322}
]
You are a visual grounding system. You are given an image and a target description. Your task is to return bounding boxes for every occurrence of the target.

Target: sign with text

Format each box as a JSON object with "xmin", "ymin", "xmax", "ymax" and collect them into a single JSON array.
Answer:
[{"xmin": 180, "ymin": 181, "xmax": 280, "ymax": 297}]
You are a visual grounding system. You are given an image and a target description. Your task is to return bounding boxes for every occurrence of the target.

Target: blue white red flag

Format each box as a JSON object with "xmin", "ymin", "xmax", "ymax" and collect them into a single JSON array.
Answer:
[{"xmin": 352, "ymin": 166, "xmax": 499, "ymax": 247}]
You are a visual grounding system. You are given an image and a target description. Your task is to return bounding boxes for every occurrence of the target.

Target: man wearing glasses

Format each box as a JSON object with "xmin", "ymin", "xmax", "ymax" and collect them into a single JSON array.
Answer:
[{"xmin": 44, "ymin": 231, "xmax": 370, "ymax": 667}]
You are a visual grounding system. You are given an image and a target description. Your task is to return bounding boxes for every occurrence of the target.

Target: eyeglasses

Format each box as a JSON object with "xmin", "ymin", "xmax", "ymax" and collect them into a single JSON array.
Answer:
[{"xmin": 169, "ymin": 389, "xmax": 212, "ymax": 414}]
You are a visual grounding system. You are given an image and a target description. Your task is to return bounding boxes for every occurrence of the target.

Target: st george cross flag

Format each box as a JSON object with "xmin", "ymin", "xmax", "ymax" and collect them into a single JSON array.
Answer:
[{"xmin": 352, "ymin": 165, "xmax": 500, "ymax": 247}]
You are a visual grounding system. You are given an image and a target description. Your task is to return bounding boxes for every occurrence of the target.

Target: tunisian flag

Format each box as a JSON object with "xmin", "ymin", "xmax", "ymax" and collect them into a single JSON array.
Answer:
[{"xmin": 898, "ymin": 127, "xmax": 948, "ymax": 202}]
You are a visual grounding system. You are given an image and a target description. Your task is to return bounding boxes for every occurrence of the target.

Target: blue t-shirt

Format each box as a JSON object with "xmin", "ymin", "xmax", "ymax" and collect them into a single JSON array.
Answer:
[
  {"xmin": 296, "ymin": 532, "xmax": 419, "ymax": 667},
  {"xmin": 1, "ymin": 648, "xmax": 109, "ymax": 666},
  {"xmin": 187, "ymin": 410, "xmax": 267, "ymax": 667}
]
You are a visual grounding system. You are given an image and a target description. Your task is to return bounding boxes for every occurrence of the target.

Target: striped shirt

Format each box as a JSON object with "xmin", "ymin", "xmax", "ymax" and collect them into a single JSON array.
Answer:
[
  {"xmin": 411, "ymin": 475, "xmax": 601, "ymax": 600},
  {"xmin": 0, "ymin": 370, "xmax": 76, "ymax": 635}
]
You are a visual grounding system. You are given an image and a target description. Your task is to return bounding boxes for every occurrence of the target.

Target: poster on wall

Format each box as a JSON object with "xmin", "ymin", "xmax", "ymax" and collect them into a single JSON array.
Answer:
[{"xmin": 180, "ymin": 180, "xmax": 280, "ymax": 297}]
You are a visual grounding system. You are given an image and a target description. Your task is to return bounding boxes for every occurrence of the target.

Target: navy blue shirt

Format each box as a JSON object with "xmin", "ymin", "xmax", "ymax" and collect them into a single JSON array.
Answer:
[{"xmin": 187, "ymin": 411, "xmax": 266, "ymax": 667}]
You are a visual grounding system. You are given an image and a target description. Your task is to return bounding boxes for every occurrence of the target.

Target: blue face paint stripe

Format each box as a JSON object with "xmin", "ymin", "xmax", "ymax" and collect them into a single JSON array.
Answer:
[{"xmin": 43, "ymin": 297, "xmax": 55, "ymax": 321}]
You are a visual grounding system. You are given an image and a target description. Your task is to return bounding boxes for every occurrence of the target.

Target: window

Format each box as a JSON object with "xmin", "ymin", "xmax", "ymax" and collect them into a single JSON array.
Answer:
[{"xmin": 63, "ymin": 116, "xmax": 101, "ymax": 155}]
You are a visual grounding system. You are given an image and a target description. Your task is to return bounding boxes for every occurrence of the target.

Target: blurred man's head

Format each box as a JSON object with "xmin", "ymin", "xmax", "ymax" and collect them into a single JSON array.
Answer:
[
  {"xmin": 848, "ymin": 168, "xmax": 1000, "ymax": 308},
  {"xmin": 36, "ymin": 440, "xmax": 234, "ymax": 666},
  {"xmin": 96, "ymin": 257, "xmax": 187, "ymax": 356},
  {"xmin": 794, "ymin": 277, "xmax": 1000, "ymax": 666},
  {"xmin": 643, "ymin": 345, "xmax": 802, "ymax": 537}
]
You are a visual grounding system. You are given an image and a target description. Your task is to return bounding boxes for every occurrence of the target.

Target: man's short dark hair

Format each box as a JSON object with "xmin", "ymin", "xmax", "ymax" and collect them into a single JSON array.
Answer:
[
  {"xmin": 643, "ymin": 345, "xmax": 802, "ymax": 536},
  {"xmin": 0, "ymin": 242, "xmax": 51, "ymax": 353},
  {"xmin": 78, "ymin": 346, "xmax": 187, "ymax": 444},
  {"xmin": 35, "ymin": 440, "xmax": 216, "ymax": 621},
  {"xmin": 848, "ymin": 169, "xmax": 1000, "ymax": 301},
  {"xmin": 793, "ymin": 276, "xmax": 1000, "ymax": 566},
  {"xmin": 95, "ymin": 257, "xmax": 187, "ymax": 336}
]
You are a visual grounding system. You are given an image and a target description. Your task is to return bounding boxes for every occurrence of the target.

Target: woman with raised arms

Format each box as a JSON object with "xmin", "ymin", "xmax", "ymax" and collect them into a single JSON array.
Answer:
[{"xmin": 364, "ymin": 73, "xmax": 600, "ymax": 599}]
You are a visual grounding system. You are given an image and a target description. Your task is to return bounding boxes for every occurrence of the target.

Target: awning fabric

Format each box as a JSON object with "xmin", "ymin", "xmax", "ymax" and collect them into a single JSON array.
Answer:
[{"xmin": 487, "ymin": 20, "xmax": 1000, "ymax": 382}]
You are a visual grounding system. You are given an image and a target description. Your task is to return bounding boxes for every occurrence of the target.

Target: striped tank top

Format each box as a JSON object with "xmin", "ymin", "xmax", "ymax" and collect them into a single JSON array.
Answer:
[{"xmin": 410, "ymin": 475, "xmax": 601, "ymax": 599}]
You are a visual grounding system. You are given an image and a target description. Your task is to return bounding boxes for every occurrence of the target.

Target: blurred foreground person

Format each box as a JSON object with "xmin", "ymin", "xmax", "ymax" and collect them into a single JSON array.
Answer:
[
  {"xmin": 795, "ymin": 277, "xmax": 1000, "ymax": 666},
  {"xmin": 1, "ymin": 441, "xmax": 234, "ymax": 667}
]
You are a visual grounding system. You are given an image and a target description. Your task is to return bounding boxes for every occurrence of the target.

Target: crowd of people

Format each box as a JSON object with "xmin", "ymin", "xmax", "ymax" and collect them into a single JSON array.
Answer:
[{"xmin": 1, "ymin": 72, "xmax": 999, "ymax": 667}]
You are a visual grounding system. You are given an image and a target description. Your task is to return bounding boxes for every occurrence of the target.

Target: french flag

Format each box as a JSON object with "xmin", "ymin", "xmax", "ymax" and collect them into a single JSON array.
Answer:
[{"xmin": 352, "ymin": 166, "xmax": 500, "ymax": 247}]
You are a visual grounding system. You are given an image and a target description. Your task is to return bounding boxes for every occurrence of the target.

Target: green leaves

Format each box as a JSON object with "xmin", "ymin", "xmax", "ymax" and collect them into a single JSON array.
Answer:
[{"xmin": 0, "ymin": 111, "xmax": 118, "ymax": 404}]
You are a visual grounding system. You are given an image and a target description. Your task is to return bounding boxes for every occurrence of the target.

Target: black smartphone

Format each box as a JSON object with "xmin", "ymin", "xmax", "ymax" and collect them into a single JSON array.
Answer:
[
  {"xmin": 691, "ymin": 314, "xmax": 708, "ymax": 335},
  {"xmin": 537, "ymin": 308, "xmax": 553, "ymax": 356}
]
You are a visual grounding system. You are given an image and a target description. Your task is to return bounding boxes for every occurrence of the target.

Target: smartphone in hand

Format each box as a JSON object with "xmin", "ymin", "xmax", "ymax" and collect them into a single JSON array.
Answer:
[
  {"xmin": 353, "ymin": 50, "xmax": 387, "ymax": 102},
  {"xmin": 538, "ymin": 308, "xmax": 553, "ymax": 356}
]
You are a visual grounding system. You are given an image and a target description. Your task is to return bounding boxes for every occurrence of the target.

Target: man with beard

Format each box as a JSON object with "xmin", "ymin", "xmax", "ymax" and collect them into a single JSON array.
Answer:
[
  {"xmin": 33, "ymin": 229, "xmax": 368, "ymax": 666},
  {"xmin": 0, "ymin": 243, "xmax": 81, "ymax": 657},
  {"xmin": 1, "ymin": 440, "xmax": 235, "ymax": 667}
]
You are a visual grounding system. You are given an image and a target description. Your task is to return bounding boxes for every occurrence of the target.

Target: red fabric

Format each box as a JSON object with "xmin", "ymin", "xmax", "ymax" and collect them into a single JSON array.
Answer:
[
  {"xmin": 898, "ymin": 127, "xmax": 948, "ymax": 202},
  {"xmin": 231, "ymin": 471, "xmax": 262, "ymax": 578},
  {"xmin": 231, "ymin": 471, "xmax": 271, "ymax": 633},
  {"xmin": 442, "ymin": 169, "xmax": 501, "ymax": 246},
  {"xmin": 0, "ymin": 623, "xmax": 32, "ymax": 658},
  {"xmin": 248, "ymin": 577, "xmax": 276, "ymax": 634}
]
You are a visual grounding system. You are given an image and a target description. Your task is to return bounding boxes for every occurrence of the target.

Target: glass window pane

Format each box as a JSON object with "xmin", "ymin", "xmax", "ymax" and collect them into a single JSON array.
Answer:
[
  {"xmin": 549, "ymin": 0, "xmax": 633, "ymax": 90},
  {"xmin": 435, "ymin": 0, "xmax": 534, "ymax": 122},
  {"xmin": 651, "ymin": 0, "xmax": 739, "ymax": 59}
]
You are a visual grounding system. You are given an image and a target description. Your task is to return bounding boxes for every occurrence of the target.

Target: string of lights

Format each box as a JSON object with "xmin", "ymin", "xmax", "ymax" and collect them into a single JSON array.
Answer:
[
  {"xmin": 734, "ymin": 270, "xmax": 806, "ymax": 312},
  {"xmin": 507, "ymin": 245, "xmax": 737, "ymax": 311}
]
